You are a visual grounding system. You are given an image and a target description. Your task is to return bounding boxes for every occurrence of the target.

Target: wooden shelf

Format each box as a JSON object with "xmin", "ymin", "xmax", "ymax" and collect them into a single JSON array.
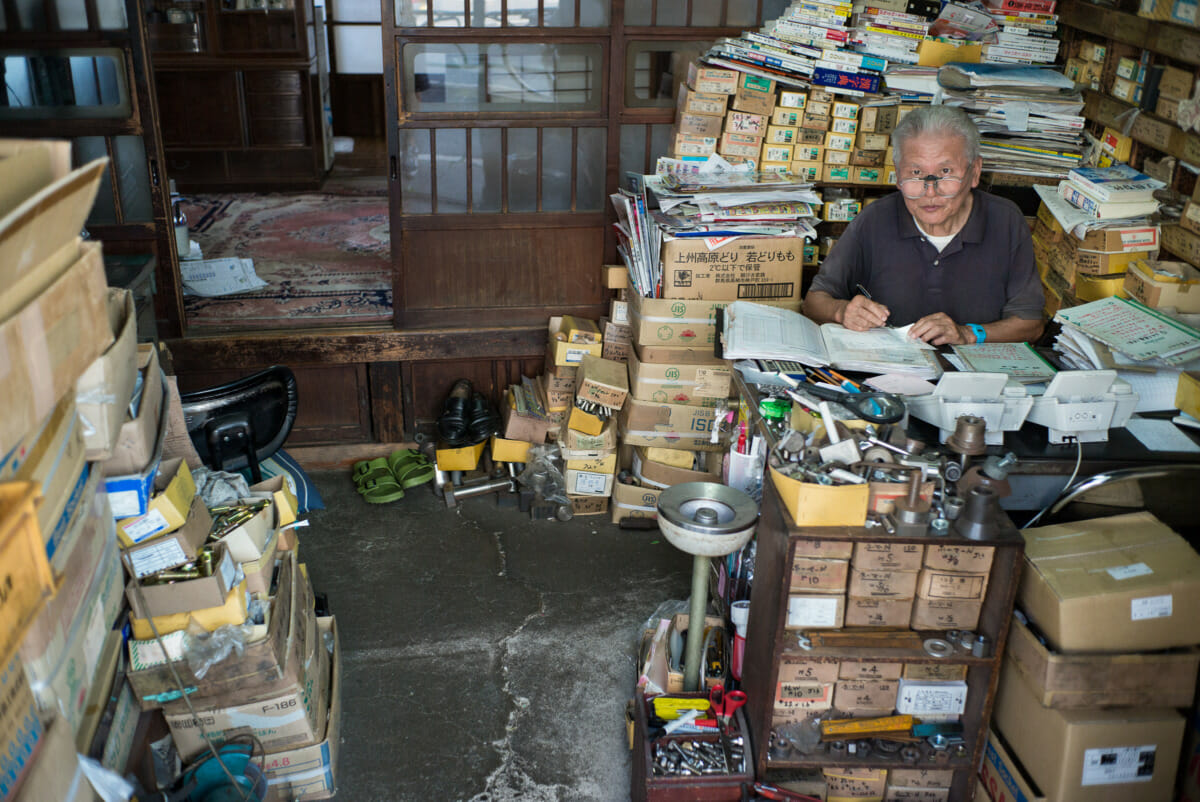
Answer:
[
  {"xmin": 1083, "ymin": 89, "xmax": 1200, "ymax": 163},
  {"xmin": 777, "ymin": 643, "xmax": 994, "ymax": 664},
  {"xmin": 1060, "ymin": 0, "xmax": 1200, "ymax": 66}
]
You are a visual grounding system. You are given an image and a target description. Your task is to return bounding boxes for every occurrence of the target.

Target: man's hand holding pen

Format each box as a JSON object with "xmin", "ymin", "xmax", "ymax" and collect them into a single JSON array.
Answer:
[{"xmin": 838, "ymin": 283, "xmax": 889, "ymax": 331}]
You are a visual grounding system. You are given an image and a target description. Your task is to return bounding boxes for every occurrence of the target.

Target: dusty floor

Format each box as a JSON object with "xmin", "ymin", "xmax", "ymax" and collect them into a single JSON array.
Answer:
[{"xmin": 300, "ymin": 471, "xmax": 690, "ymax": 801}]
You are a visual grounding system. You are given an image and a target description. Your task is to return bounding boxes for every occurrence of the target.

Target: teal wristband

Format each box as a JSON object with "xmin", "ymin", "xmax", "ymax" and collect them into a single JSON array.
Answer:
[{"xmin": 967, "ymin": 323, "xmax": 986, "ymax": 344}]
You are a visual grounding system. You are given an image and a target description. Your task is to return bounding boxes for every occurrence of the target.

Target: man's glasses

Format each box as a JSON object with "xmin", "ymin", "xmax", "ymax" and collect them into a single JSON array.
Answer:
[{"xmin": 897, "ymin": 174, "xmax": 965, "ymax": 198}]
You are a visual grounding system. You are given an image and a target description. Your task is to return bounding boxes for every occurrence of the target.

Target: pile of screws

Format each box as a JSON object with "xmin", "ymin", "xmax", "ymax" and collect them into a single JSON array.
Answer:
[
  {"xmin": 207, "ymin": 499, "xmax": 270, "ymax": 542},
  {"xmin": 651, "ymin": 736, "xmax": 746, "ymax": 777}
]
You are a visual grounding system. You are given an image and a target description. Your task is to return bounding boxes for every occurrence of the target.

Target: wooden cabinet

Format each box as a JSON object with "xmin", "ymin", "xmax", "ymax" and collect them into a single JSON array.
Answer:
[
  {"xmin": 147, "ymin": 0, "xmax": 329, "ymax": 189},
  {"xmin": 741, "ymin": 479, "xmax": 1023, "ymax": 800}
]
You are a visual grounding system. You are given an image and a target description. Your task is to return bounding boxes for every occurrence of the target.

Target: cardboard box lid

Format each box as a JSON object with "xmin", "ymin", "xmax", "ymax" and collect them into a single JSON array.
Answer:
[{"xmin": 1021, "ymin": 512, "xmax": 1200, "ymax": 600}]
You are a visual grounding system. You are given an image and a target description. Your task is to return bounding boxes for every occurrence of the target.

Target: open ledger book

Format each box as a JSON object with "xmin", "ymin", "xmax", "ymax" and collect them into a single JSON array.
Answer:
[{"xmin": 722, "ymin": 301, "xmax": 944, "ymax": 379}]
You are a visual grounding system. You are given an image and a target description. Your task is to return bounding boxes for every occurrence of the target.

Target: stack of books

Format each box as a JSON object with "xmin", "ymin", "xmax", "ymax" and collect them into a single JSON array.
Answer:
[
  {"xmin": 980, "ymin": 0, "xmax": 1060, "ymax": 64},
  {"xmin": 850, "ymin": 7, "xmax": 930, "ymax": 65},
  {"xmin": 1057, "ymin": 164, "xmax": 1163, "ymax": 220}
]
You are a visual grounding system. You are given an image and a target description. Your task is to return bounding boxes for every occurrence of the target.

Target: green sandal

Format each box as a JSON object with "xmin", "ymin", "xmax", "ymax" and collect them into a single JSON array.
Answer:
[
  {"xmin": 388, "ymin": 450, "xmax": 436, "ymax": 489},
  {"xmin": 352, "ymin": 457, "xmax": 392, "ymax": 486},
  {"xmin": 359, "ymin": 475, "xmax": 405, "ymax": 504}
]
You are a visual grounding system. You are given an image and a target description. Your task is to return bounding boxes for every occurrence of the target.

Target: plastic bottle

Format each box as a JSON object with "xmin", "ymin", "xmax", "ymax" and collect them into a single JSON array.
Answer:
[{"xmin": 730, "ymin": 600, "xmax": 750, "ymax": 681}]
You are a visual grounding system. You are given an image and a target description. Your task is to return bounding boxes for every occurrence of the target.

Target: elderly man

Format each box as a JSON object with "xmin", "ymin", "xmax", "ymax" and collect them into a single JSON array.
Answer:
[{"xmin": 803, "ymin": 105, "xmax": 1045, "ymax": 346}]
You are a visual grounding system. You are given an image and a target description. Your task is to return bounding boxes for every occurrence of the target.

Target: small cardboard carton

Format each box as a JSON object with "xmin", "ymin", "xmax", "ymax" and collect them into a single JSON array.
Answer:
[
  {"xmin": 610, "ymin": 481, "xmax": 661, "ymax": 524},
  {"xmin": 1005, "ymin": 613, "xmax": 1200, "ymax": 709},
  {"xmin": 849, "ymin": 568, "xmax": 919, "ymax": 600},
  {"xmin": 923, "ymin": 544, "xmax": 994, "ymax": 573},
  {"xmin": 1122, "ymin": 259, "xmax": 1200, "ymax": 313},
  {"xmin": 126, "ymin": 543, "xmax": 238, "ymax": 619},
  {"xmin": 769, "ymin": 467, "xmax": 869, "ymax": 527},
  {"xmin": 563, "ymin": 468, "xmax": 614, "ymax": 497},
  {"xmin": 116, "ymin": 458, "xmax": 198, "ymax": 546},
  {"xmin": 916, "ymin": 568, "xmax": 989, "ymax": 601},
  {"xmin": 844, "ymin": 596, "xmax": 913, "ymax": 628},
  {"xmin": 435, "ymin": 439, "xmax": 486, "ymax": 471},
  {"xmin": 853, "ymin": 542, "xmax": 925, "ymax": 572},
  {"xmin": 910, "ymin": 597, "xmax": 982, "ymax": 631},
  {"xmin": 1019, "ymin": 512, "xmax": 1200, "ymax": 652},
  {"xmin": 575, "ymin": 355, "xmax": 629, "ymax": 410},
  {"xmin": 790, "ymin": 557, "xmax": 850, "ymax": 593},
  {"xmin": 547, "ymin": 316, "xmax": 603, "ymax": 366},
  {"xmin": 75, "ymin": 288, "xmax": 138, "ymax": 461},
  {"xmin": 785, "ymin": 593, "xmax": 846, "ymax": 630},
  {"xmin": 119, "ymin": 492, "xmax": 212, "ymax": 582},
  {"xmin": 834, "ymin": 679, "xmax": 898, "ymax": 714},
  {"xmin": 130, "ymin": 578, "xmax": 248, "ymax": 640},
  {"xmin": 101, "ymin": 344, "xmax": 166, "ymax": 480},
  {"xmin": 980, "ymin": 728, "xmax": 1047, "ymax": 802},
  {"xmin": 11, "ymin": 715, "xmax": 92, "ymax": 802},
  {"xmin": 631, "ymin": 447, "xmax": 721, "ymax": 489},
  {"xmin": 619, "ymin": 398, "xmax": 725, "ymax": 451},
  {"xmin": 993, "ymin": 661, "xmax": 1184, "ymax": 802}
]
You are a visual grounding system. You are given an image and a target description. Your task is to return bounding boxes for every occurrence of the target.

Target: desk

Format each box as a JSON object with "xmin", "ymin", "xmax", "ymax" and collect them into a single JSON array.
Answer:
[{"xmin": 734, "ymin": 370, "xmax": 1200, "ymax": 533}]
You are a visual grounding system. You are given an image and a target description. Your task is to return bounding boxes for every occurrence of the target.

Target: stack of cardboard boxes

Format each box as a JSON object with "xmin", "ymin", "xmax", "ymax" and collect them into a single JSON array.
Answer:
[
  {"xmin": 1031, "ymin": 200, "xmax": 1162, "ymax": 316},
  {"xmin": 0, "ymin": 139, "xmax": 341, "ymax": 800},
  {"xmin": 982, "ymin": 512, "xmax": 1200, "ymax": 802}
]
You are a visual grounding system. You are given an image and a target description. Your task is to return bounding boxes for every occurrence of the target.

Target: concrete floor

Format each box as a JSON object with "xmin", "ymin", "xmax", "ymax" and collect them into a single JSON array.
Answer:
[{"xmin": 299, "ymin": 471, "xmax": 690, "ymax": 801}]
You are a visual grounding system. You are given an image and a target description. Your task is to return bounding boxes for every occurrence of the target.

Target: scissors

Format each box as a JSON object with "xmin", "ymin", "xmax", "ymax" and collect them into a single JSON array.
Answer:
[
  {"xmin": 788, "ymin": 381, "xmax": 906, "ymax": 425},
  {"xmin": 709, "ymin": 684, "xmax": 747, "ymax": 730}
]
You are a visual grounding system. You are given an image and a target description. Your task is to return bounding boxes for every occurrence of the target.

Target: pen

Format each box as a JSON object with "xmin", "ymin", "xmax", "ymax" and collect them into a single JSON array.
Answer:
[{"xmin": 856, "ymin": 283, "xmax": 873, "ymax": 300}]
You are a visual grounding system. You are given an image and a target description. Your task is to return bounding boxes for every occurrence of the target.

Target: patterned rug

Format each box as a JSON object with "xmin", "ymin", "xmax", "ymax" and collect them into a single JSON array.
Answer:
[{"xmin": 181, "ymin": 192, "xmax": 392, "ymax": 331}]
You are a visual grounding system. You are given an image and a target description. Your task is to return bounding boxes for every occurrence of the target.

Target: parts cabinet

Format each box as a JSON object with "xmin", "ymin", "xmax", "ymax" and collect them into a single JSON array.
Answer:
[
  {"xmin": 741, "ymin": 478, "xmax": 1024, "ymax": 800},
  {"xmin": 147, "ymin": 0, "xmax": 329, "ymax": 189}
]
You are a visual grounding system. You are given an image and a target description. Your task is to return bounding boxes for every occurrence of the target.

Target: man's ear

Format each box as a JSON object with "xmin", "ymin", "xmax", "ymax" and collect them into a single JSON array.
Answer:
[{"xmin": 970, "ymin": 157, "xmax": 983, "ymax": 187}]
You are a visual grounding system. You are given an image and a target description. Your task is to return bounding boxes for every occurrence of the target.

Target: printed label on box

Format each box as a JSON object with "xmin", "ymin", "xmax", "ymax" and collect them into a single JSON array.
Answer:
[
  {"xmin": 1081, "ymin": 745, "xmax": 1156, "ymax": 785},
  {"xmin": 1131, "ymin": 594, "xmax": 1172, "ymax": 620},
  {"xmin": 572, "ymin": 472, "xmax": 608, "ymax": 495},
  {"xmin": 123, "ymin": 509, "xmax": 170, "ymax": 543},
  {"xmin": 787, "ymin": 595, "xmax": 840, "ymax": 627},
  {"xmin": 1108, "ymin": 562, "xmax": 1154, "ymax": 580},
  {"xmin": 109, "ymin": 489, "xmax": 143, "ymax": 519},
  {"xmin": 693, "ymin": 368, "xmax": 731, "ymax": 398},
  {"xmin": 128, "ymin": 538, "xmax": 189, "ymax": 578}
]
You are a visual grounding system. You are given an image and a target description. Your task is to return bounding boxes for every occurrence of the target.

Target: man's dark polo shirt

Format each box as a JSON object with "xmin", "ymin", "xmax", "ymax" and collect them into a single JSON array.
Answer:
[{"xmin": 808, "ymin": 190, "xmax": 1045, "ymax": 327}]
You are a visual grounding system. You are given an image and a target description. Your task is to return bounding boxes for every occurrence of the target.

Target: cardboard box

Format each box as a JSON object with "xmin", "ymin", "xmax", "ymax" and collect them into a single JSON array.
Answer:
[
  {"xmin": 127, "ymin": 551, "xmax": 311, "ymax": 709},
  {"xmin": 1179, "ymin": 370, "xmax": 1200, "ymax": 420},
  {"xmin": 119, "ymin": 485, "xmax": 212, "ymax": 579},
  {"xmin": 0, "ymin": 155, "xmax": 105, "ymax": 319},
  {"xmin": 166, "ymin": 612, "xmax": 331, "ymax": 760},
  {"xmin": 261, "ymin": 618, "xmax": 341, "ymax": 800},
  {"xmin": 885, "ymin": 786, "xmax": 949, "ymax": 801},
  {"xmin": 923, "ymin": 544, "xmax": 994, "ymax": 573},
  {"xmin": 853, "ymin": 542, "xmax": 924, "ymax": 572},
  {"xmin": 902, "ymin": 663, "xmax": 966, "ymax": 682},
  {"xmin": 677, "ymin": 85, "xmax": 729, "ymax": 117},
  {"xmin": 824, "ymin": 149, "xmax": 851, "ymax": 165},
  {"xmin": 687, "ymin": 63, "xmax": 738, "ymax": 95},
  {"xmin": 626, "ymin": 348, "xmax": 730, "ymax": 407},
  {"xmin": 852, "ymin": 166, "xmax": 885, "ymax": 185},
  {"xmin": 1071, "ymin": 248, "xmax": 1153, "ymax": 276},
  {"xmin": 619, "ymin": 398, "xmax": 724, "ymax": 451},
  {"xmin": 567, "ymin": 404, "xmax": 606, "ymax": 436},
  {"xmin": 790, "ymin": 161, "xmax": 822, "ymax": 182},
  {"xmin": 719, "ymin": 131, "xmax": 763, "ymax": 159},
  {"xmin": 726, "ymin": 110, "xmax": 766, "ymax": 136},
  {"xmin": 568, "ymin": 494, "xmax": 608, "ymax": 516},
  {"xmin": 980, "ymin": 728, "xmax": 1047, "ymax": 802},
  {"xmin": 131, "ymin": 578, "xmax": 248, "ymax": 640},
  {"xmin": 825, "ymin": 767, "xmax": 887, "ymax": 797},
  {"xmin": 631, "ymin": 447, "xmax": 721, "ymax": 489},
  {"xmin": 101, "ymin": 344, "xmax": 165, "ymax": 482},
  {"xmin": 676, "ymin": 112, "xmax": 724, "ymax": 138},
  {"xmin": 600, "ymin": 318, "xmax": 632, "ymax": 362},
  {"xmin": 610, "ymin": 480, "xmax": 661, "ymax": 524},
  {"xmin": 558, "ymin": 416, "xmax": 617, "ymax": 453},
  {"xmin": 916, "ymin": 568, "xmax": 989, "ymax": 601},
  {"xmin": 778, "ymin": 90, "xmax": 806, "ymax": 109},
  {"xmin": 762, "ymin": 143, "xmax": 794, "ymax": 163},
  {"xmin": 547, "ymin": 316, "xmax": 603, "ymax": 366},
  {"xmin": 435, "ymin": 439, "xmax": 486, "ymax": 471},
  {"xmin": 790, "ymin": 557, "xmax": 850, "ymax": 592},
  {"xmin": 576, "ymin": 355, "xmax": 629, "ymax": 410},
  {"xmin": 501, "ymin": 401, "xmax": 555, "ymax": 445},
  {"xmin": 786, "ymin": 593, "xmax": 846, "ymax": 629},
  {"xmin": 910, "ymin": 597, "xmax": 982, "ymax": 630},
  {"xmin": 845, "ymin": 596, "xmax": 913, "ymax": 628},
  {"xmin": 771, "ymin": 108, "xmax": 802, "ymax": 127},
  {"xmin": 626, "ymin": 284, "xmax": 796, "ymax": 349},
  {"xmin": 1019, "ymin": 512, "xmax": 1200, "ymax": 652},
  {"xmin": 831, "ymin": 117, "xmax": 858, "ymax": 136},
  {"xmin": 564, "ymin": 468, "xmax": 614, "ymax": 497},
  {"xmin": 766, "ymin": 125, "xmax": 798, "ymax": 144},
  {"xmin": 126, "ymin": 544, "xmax": 238, "ymax": 619},
  {"xmin": 1123, "ymin": 259, "xmax": 1200, "ymax": 313},
  {"xmin": 1006, "ymin": 614, "xmax": 1200, "ymax": 708},
  {"xmin": 835, "ymin": 679, "xmax": 899, "ymax": 713},
  {"xmin": 994, "ymin": 662, "xmax": 1184, "ymax": 802},
  {"xmin": 895, "ymin": 678, "xmax": 967, "ymax": 716},
  {"xmin": 1159, "ymin": 65, "xmax": 1194, "ymax": 99},
  {"xmin": 1, "ymin": 656, "xmax": 45, "ymax": 800},
  {"xmin": 770, "ymin": 467, "xmax": 868, "ymax": 527},
  {"xmin": 75, "ymin": 288, "xmax": 137, "ymax": 461},
  {"xmin": 1077, "ymin": 223, "xmax": 1159, "ymax": 253},
  {"xmin": 732, "ymin": 73, "xmax": 776, "ymax": 116},
  {"xmin": 0, "ymin": 239, "xmax": 112, "ymax": 458},
  {"xmin": 565, "ymin": 451, "xmax": 617, "ymax": 474},
  {"xmin": 116, "ymin": 457, "xmax": 196, "ymax": 546},
  {"xmin": 14, "ymin": 715, "xmax": 98, "ymax": 801},
  {"xmin": 779, "ymin": 656, "xmax": 840, "ymax": 684},
  {"xmin": 491, "ymin": 436, "xmax": 531, "ymax": 464},
  {"xmin": 849, "ymin": 568, "xmax": 918, "ymax": 599},
  {"xmin": 0, "ymin": 484, "xmax": 56, "ymax": 673},
  {"xmin": 837, "ymin": 660, "xmax": 902, "ymax": 681}
]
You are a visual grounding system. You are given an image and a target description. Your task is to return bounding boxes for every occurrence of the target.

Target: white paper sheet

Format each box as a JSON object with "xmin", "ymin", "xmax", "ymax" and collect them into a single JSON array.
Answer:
[
  {"xmin": 1126, "ymin": 418, "xmax": 1200, "ymax": 453},
  {"xmin": 180, "ymin": 257, "xmax": 269, "ymax": 297}
]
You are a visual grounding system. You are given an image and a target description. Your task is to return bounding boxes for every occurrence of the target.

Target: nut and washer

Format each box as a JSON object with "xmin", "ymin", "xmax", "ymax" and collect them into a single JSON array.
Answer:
[{"xmin": 924, "ymin": 637, "xmax": 954, "ymax": 658}]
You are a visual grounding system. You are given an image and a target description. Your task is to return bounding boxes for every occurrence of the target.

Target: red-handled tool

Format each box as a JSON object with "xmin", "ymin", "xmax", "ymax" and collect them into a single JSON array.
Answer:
[{"xmin": 709, "ymin": 684, "xmax": 747, "ymax": 730}]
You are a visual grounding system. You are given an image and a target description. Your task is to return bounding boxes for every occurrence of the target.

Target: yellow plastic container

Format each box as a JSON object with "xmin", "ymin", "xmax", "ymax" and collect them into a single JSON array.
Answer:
[{"xmin": 0, "ymin": 481, "xmax": 56, "ymax": 666}]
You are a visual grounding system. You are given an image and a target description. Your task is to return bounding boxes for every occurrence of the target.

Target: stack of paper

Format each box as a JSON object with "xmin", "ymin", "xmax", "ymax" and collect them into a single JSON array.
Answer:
[
  {"xmin": 1054, "ymin": 296, "xmax": 1200, "ymax": 411},
  {"xmin": 610, "ymin": 176, "xmax": 661, "ymax": 299},
  {"xmin": 851, "ymin": 7, "xmax": 930, "ymax": 66},
  {"xmin": 938, "ymin": 63, "xmax": 1084, "ymax": 177},
  {"xmin": 950, "ymin": 342, "xmax": 1058, "ymax": 383},
  {"xmin": 722, "ymin": 301, "xmax": 943, "ymax": 378},
  {"xmin": 645, "ymin": 167, "xmax": 821, "ymax": 240},
  {"xmin": 979, "ymin": 0, "xmax": 1060, "ymax": 64}
]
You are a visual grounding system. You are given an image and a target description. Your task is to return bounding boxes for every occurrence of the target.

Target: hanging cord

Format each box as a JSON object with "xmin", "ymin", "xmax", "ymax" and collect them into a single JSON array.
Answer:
[{"xmin": 1021, "ymin": 438, "xmax": 1083, "ymax": 529}]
